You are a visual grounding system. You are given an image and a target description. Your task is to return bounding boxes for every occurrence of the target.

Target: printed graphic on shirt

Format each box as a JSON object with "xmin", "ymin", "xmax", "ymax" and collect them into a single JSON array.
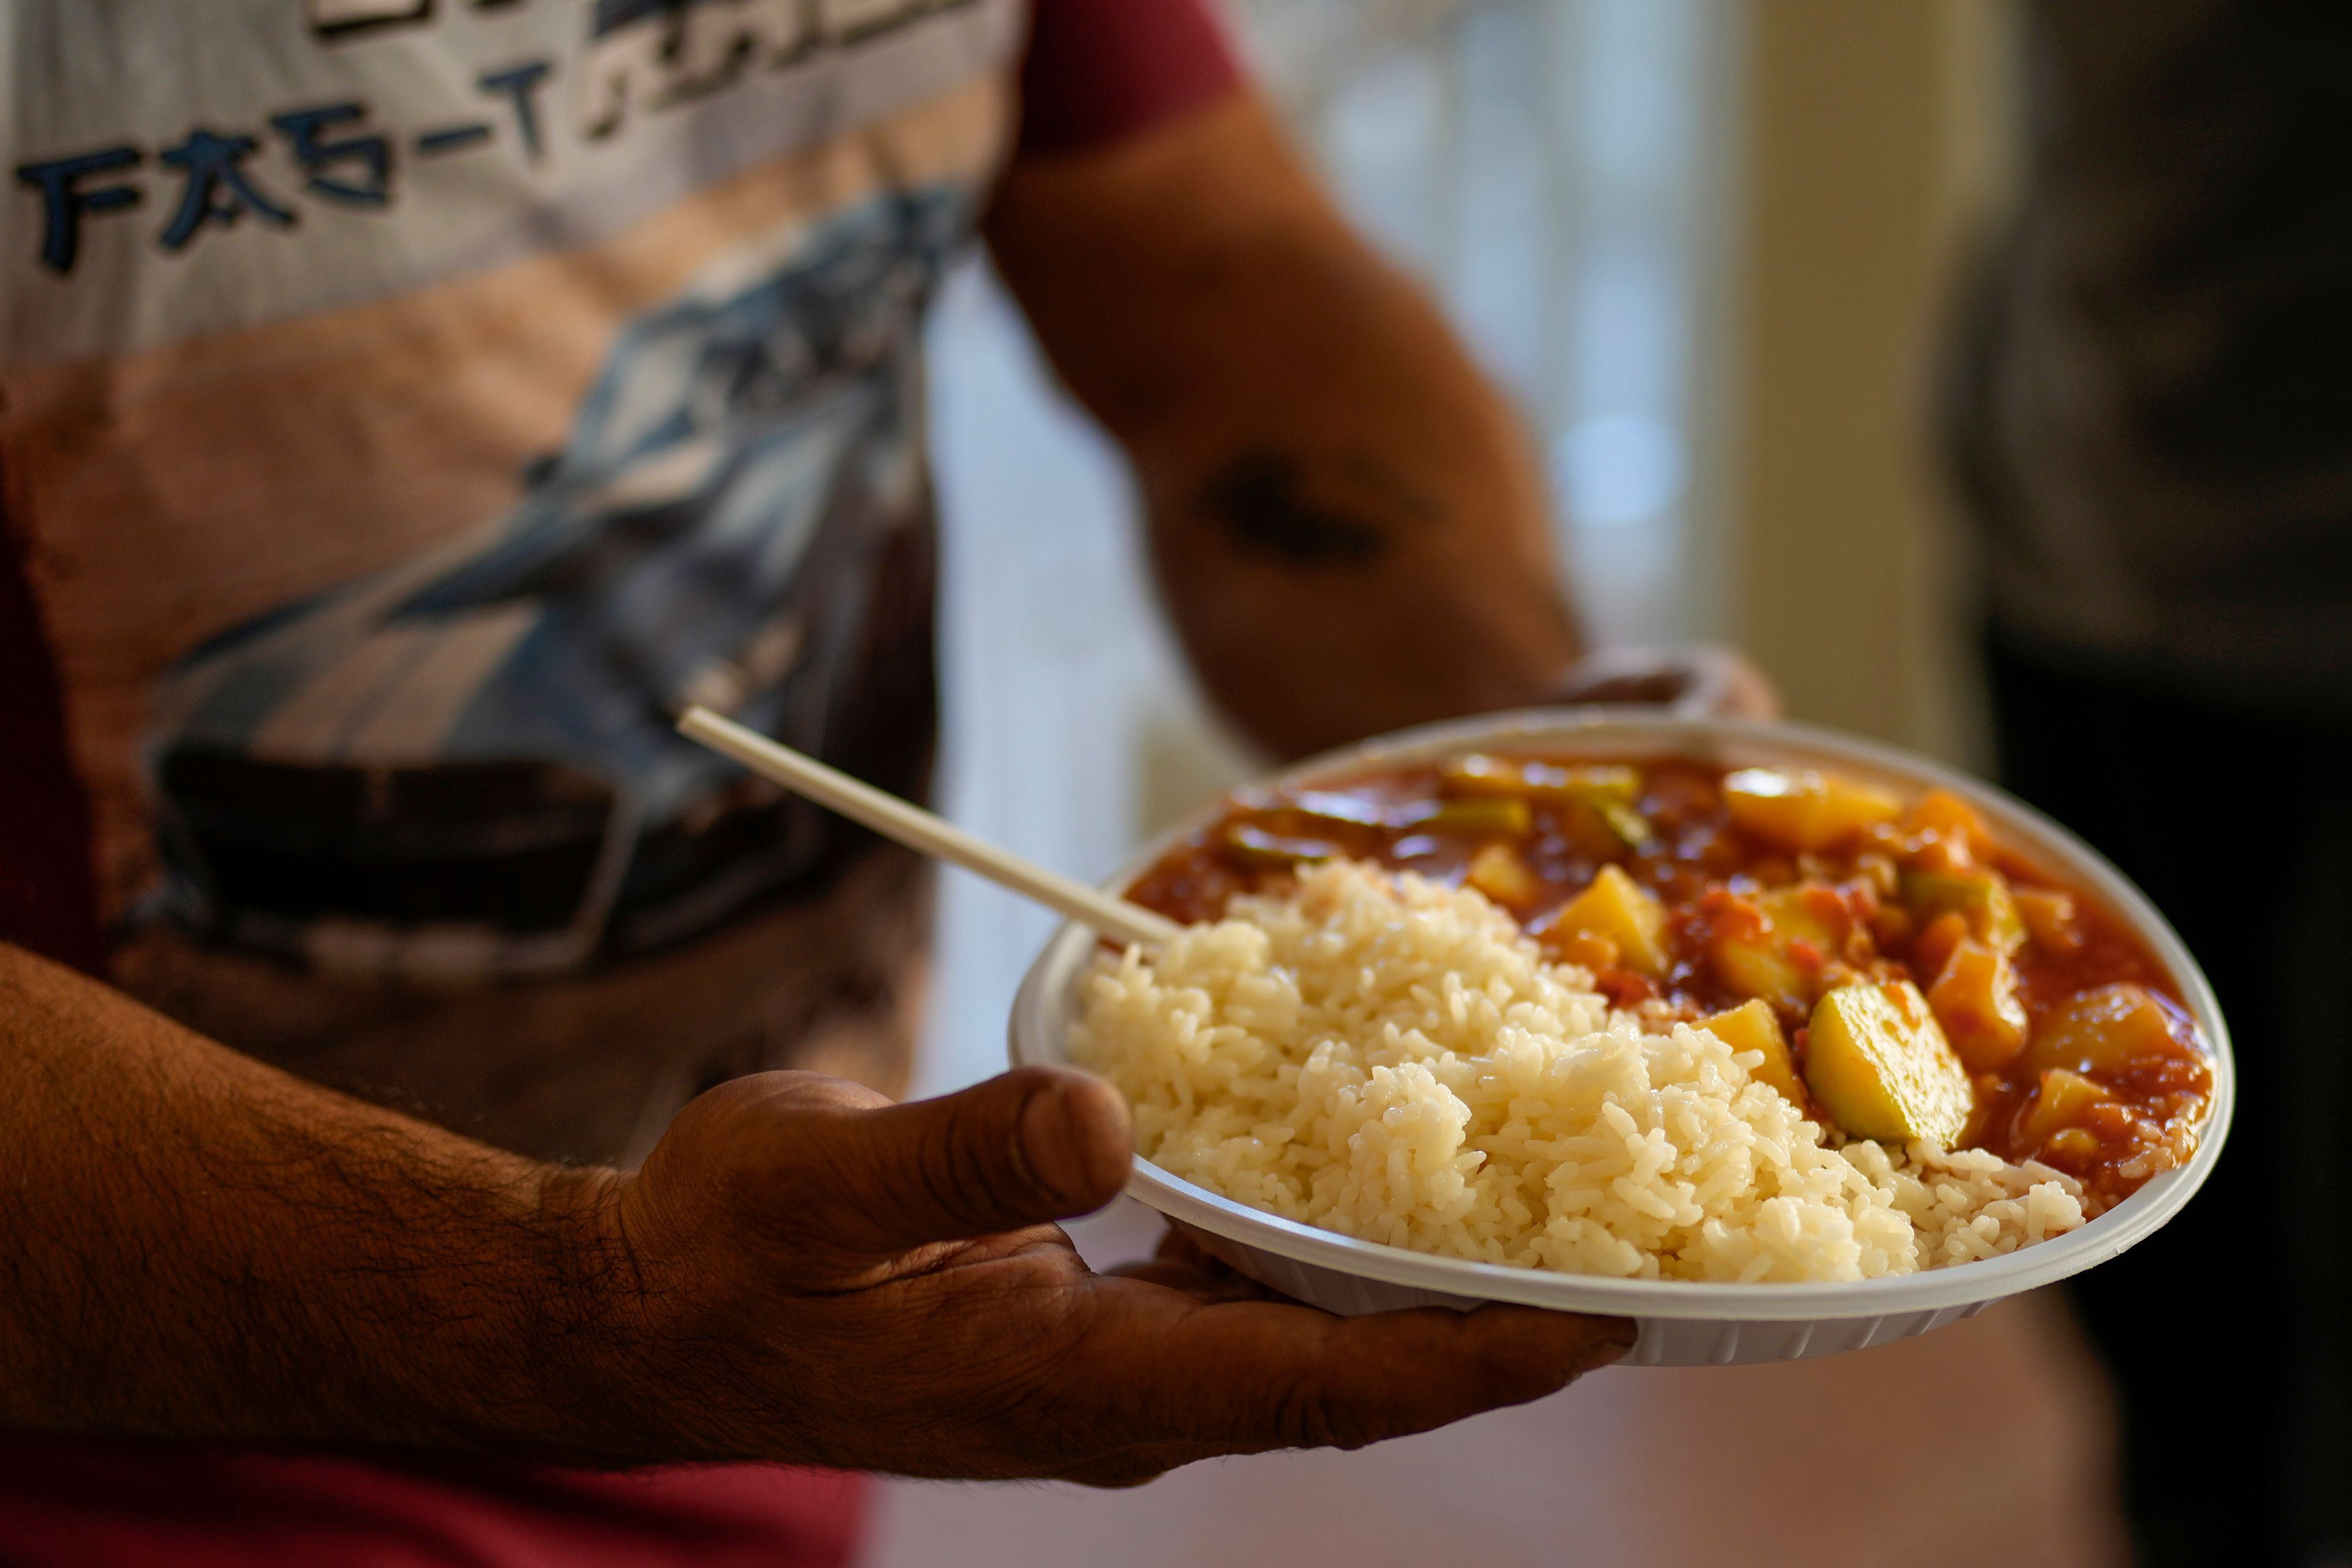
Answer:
[
  {"xmin": 2, "ymin": 0, "xmax": 1017, "ymax": 361},
  {"xmin": 0, "ymin": 0, "xmax": 1019, "ymax": 1157},
  {"xmin": 147, "ymin": 187, "xmax": 962, "ymax": 982}
]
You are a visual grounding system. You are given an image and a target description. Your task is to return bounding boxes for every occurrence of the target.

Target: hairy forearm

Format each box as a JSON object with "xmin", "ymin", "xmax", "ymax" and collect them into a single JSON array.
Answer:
[
  {"xmin": 0, "ymin": 947, "xmax": 1631, "ymax": 1482},
  {"xmin": 986, "ymin": 96, "xmax": 1583, "ymax": 758},
  {"xmin": 0, "ymin": 943, "xmax": 628, "ymax": 1457}
]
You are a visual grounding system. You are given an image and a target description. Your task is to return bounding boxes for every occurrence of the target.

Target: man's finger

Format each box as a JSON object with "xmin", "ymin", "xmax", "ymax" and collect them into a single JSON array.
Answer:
[
  {"xmin": 813, "ymin": 1065, "xmax": 1133, "ymax": 1254},
  {"xmin": 1066, "ymin": 1276, "xmax": 1632, "ymax": 1453},
  {"xmin": 1103, "ymin": 1224, "xmax": 1280, "ymax": 1303},
  {"xmin": 1104, "ymin": 1257, "xmax": 1276, "ymax": 1305},
  {"xmin": 1553, "ymin": 643, "xmax": 1780, "ymax": 722}
]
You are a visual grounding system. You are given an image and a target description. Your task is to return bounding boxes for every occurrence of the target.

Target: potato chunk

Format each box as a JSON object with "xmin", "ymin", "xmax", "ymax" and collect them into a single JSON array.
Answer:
[
  {"xmin": 2013, "ymin": 886, "xmax": 2082, "ymax": 954},
  {"xmin": 2022, "ymin": 983, "xmax": 2184, "ymax": 1077},
  {"xmin": 1466, "ymin": 842, "xmax": 1539, "ymax": 908},
  {"xmin": 2018, "ymin": 1068, "xmax": 2113, "ymax": 1150},
  {"xmin": 1910, "ymin": 910, "xmax": 1969, "ymax": 989},
  {"xmin": 1902, "ymin": 867, "xmax": 2026, "ymax": 954},
  {"xmin": 1539, "ymin": 864, "xmax": 1669, "ymax": 976},
  {"xmin": 1926, "ymin": 938, "xmax": 2029, "ymax": 1071},
  {"xmin": 1702, "ymin": 998, "xmax": 1805, "ymax": 1107},
  {"xmin": 1804, "ymin": 980, "xmax": 1973, "ymax": 1146},
  {"xmin": 1906, "ymin": 790, "xmax": 1991, "ymax": 855},
  {"xmin": 1709, "ymin": 884, "xmax": 1845, "ymax": 1014},
  {"xmin": 1724, "ymin": 767, "xmax": 1903, "ymax": 852}
]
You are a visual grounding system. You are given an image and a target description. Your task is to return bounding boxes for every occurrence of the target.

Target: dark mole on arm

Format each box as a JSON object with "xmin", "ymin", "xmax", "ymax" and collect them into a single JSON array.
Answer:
[{"xmin": 1196, "ymin": 451, "xmax": 1439, "ymax": 567}]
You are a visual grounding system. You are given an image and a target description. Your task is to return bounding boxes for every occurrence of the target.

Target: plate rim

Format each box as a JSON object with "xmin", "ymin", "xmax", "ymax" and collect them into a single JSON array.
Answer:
[{"xmin": 1009, "ymin": 707, "xmax": 2236, "ymax": 1322}]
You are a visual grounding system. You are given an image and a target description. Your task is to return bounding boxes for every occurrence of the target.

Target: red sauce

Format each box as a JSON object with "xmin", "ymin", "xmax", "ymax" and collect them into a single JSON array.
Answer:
[{"xmin": 1125, "ymin": 756, "xmax": 2214, "ymax": 1210}]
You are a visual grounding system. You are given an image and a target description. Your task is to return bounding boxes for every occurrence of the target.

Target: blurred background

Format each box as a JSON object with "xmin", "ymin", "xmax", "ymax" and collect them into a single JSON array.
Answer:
[
  {"xmin": 873, "ymin": 4, "xmax": 2113, "ymax": 1564},
  {"xmin": 913, "ymin": 0, "xmax": 2016, "ymax": 1107}
]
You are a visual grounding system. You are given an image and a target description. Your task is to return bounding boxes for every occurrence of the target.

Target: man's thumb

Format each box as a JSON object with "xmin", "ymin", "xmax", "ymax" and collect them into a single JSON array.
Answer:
[{"xmin": 830, "ymin": 1065, "xmax": 1133, "ymax": 1254}]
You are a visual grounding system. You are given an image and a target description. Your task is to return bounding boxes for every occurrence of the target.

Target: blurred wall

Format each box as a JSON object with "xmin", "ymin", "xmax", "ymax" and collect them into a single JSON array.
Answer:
[
  {"xmin": 1242, "ymin": 0, "xmax": 1738, "ymax": 651},
  {"xmin": 1722, "ymin": 0, "xmax": 2015, "ymax": 763}
]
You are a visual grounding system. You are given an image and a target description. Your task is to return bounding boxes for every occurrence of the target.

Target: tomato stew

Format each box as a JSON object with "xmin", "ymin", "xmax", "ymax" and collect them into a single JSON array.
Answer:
[{"xmin": 1125, "ymin": 755, "xmax": 2213, "ymax": 1210}]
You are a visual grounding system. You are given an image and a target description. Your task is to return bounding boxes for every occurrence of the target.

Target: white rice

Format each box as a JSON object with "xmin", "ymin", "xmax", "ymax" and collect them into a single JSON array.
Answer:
[{"xmin": 1069, "ymin": 860, "xmax": 2084, "ymax": 1284}]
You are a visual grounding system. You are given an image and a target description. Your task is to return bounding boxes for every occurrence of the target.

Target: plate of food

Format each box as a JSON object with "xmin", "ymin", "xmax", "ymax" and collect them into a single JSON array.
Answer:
[{"xmin": 1009, "ymin": 709, "xmax": 2233, "ymax": 1366}]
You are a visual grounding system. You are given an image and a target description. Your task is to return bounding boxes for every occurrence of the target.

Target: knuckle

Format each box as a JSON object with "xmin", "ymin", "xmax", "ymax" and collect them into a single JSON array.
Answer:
[
  {"xmin": 911, "ymin": 1115, "xmax": 978, "ymax": 1227},
  {"xmin": 917, "ymin": 1091, "xmax": 1039, "ymax": 1232},
  {"xmin": 752, "ymin": 1069, "xmax": 894, "ymax": 1121},
  {"xmin": 996, "ymin": 1240, "xmax": 1088, "ymax": 1295},
  {"xmin": 676, "ymin": 1074, "xmax": 895, "ymax": 1251}
]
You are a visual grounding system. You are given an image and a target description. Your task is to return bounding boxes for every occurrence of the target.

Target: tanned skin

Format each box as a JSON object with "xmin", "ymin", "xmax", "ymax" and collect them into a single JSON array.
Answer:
[
  {"xmin": 987, "ymin": 95, "xmax": 1588, "ymax": 759},
  {"xmin": 0, "ymin": 947, "xmax": 1627, "ymax": 1480},
  {"xmin": 0, "ymin": 90, "xmax": 1641, "ymax": 1479}
]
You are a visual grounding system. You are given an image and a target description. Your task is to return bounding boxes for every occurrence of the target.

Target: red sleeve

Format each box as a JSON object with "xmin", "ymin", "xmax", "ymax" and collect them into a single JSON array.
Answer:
[{"xmin": 1016, "ymin": 0, "xmax": 1247, "ymax": 157}]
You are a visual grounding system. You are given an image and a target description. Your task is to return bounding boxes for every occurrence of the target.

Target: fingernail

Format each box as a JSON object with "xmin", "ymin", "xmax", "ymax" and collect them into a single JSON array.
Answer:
[{"xmin": 1018, "ymin": 1081, "xmax": 1085, "ymax": 1204}]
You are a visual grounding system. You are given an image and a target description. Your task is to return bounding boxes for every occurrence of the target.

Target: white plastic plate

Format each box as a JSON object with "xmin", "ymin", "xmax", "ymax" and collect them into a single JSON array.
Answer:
[{"xmin": 1008, "ymin": 710, "xmax": 2235, "ymax": 1366}]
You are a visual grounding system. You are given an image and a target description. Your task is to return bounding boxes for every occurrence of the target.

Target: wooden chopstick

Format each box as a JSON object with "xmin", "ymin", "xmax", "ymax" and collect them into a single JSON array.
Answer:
[{"xmin": 676, "ymin": 706, "xmax": 1182, "ymax": 951}]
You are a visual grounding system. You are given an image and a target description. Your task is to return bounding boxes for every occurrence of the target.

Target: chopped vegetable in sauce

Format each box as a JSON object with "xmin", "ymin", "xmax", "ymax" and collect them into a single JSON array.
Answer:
[{"xmin": 1124, "ymin": 755, "xmax": 2214, "ymax": 1210}]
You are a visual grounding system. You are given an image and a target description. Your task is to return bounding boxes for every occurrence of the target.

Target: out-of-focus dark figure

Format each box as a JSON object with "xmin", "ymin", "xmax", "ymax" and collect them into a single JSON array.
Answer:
[{"xmin": 1951, "ymin": 5, "xmax": 2352, "ymax": 1564}]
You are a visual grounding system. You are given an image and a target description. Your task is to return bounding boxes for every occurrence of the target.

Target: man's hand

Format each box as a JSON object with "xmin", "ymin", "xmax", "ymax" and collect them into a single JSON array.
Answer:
[
  {"xmin": 1550, "ymin": 644, "xmax": 1782, "ymax": 722},
  {"xmin": 0, "ymin": 949, "xmax": 1624, "ymax": 1480},
  {"xmin": 596, "ymin": 1065, "xmax": 1631, "ymax": 1485}
]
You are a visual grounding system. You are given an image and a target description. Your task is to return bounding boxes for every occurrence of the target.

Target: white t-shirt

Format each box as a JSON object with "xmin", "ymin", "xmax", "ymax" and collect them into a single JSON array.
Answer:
[{"xmin": 2, "ymin": 0, "xmax": 1021, "ymax": 1158}]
